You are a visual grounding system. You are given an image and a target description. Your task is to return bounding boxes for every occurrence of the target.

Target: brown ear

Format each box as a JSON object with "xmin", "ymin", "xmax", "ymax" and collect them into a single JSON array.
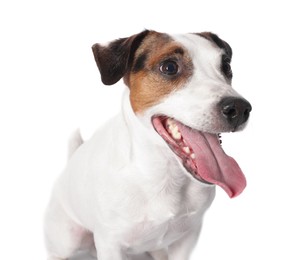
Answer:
[{"xmin": 92, "ymin": 30, "xmax": 149, "ymax": 85}]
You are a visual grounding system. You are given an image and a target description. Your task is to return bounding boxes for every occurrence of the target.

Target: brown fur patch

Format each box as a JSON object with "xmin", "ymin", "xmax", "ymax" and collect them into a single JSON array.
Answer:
[{"xmin": 126, "ymin": 32, "xmax": 194, "ymax": 114}]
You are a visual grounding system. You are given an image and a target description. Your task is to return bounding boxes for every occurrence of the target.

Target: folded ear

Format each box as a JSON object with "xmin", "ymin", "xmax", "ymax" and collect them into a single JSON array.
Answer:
[{"xmin": 92, "ymin": 30, "xmax": 149, "ymax": 85}]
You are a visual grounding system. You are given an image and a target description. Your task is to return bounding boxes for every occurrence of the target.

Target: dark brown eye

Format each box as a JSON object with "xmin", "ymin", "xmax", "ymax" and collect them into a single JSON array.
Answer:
[
  {"xmin": 222, "ymin": 56, "xmax": 232, "ymax": 78},
  {"xmin": 159, "ymin": 60, "xmax": 179, "ymax": 75}
]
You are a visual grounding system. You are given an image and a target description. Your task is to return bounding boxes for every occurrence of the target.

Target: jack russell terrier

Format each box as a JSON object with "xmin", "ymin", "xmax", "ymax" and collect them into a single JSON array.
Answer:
[{"xmin": 44, "ymin": 30, "xmax": 252, "ymax": 260}]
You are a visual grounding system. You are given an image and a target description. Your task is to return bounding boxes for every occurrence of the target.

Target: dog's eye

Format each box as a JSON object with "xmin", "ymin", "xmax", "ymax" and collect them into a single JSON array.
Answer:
[
  {"xmin": 160, "ymin": 60, "xmax": 179, "ymax": 75},
  {"xmin": 222, "ymin": 56, "xmax": 232, "ymax": 79}
]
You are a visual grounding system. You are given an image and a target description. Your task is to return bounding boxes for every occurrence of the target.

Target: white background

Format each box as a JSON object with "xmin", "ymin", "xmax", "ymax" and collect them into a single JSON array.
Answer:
[{"xmin": 1, "ymin": 0, "xmax": 290, "ymax": 259}]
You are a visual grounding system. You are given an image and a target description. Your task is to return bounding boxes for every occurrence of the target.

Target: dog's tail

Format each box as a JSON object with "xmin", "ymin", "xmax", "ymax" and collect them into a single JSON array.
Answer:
[{"xmin": 67, "ymin": 129, "xmax": 84, "ymax": 160}]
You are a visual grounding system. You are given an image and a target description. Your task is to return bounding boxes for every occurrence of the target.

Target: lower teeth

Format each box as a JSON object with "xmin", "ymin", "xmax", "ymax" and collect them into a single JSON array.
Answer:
[{"xmin": 183, "ymin": 147, "xmax": 190, "ymax": 154}]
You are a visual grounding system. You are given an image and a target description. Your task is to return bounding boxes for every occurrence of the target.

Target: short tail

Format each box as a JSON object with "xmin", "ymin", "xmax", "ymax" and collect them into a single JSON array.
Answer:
[{"xmin": 68, "ymin": 129, "xmax": 84, "ymax": 160}]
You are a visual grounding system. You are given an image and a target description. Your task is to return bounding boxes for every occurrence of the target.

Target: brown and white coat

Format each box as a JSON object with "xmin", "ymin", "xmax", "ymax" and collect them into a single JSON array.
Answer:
[{"xmin": 44, "ymin": 30, "xmax": 251, "ymax": 260}]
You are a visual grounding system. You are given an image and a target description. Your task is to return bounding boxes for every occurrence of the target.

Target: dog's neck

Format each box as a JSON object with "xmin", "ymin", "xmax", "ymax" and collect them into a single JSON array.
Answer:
[
  {"xmin": 120, "ymin": 88, "xmax": 213, "ymax": 200},
  {"xmin": 121, "ymin": 88, "xmax": 181, "ymax": 176}
]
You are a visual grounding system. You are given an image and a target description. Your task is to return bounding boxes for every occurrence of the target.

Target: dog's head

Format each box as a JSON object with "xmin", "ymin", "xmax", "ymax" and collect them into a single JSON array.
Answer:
[{"xmin": 92, "ymin": 30, "xmax": 252, "ymax": 198}]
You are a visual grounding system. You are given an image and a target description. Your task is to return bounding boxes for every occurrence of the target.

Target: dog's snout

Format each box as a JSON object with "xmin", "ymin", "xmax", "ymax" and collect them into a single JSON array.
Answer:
[{"xmin": 220, "ymin": 97, "xmax": 252, "ymax": 130}]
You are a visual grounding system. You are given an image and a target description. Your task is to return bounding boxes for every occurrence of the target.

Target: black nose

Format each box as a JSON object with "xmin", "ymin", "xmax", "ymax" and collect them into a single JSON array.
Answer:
[{"xmin": 220, "ymin": 97, "xmax": 252, "ymax": 130}]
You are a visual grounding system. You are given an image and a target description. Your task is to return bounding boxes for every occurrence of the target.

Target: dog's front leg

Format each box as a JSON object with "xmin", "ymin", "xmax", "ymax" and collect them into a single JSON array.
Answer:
[
  {"xmin": 94, "ymin": 235, "xmax": 127, "ymax": 260},
  {"xmin": 149, "ymin": 249, "xmax": 168, "ymax": 260},
  {"xmin": 168, "ymin": 225, "xmax": 202, "ymax": 260},
  {"xmin": 96, "ymin": 246, "xmax": 127, "ymax": 260}
]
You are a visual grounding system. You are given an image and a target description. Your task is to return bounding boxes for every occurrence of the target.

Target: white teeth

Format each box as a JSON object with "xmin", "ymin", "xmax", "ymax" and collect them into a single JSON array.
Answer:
[
  {"xmin": 183, "ymin": 146, "xmax": 191, "ymax": 154},
  {"xmin": 166, "ymin": 118, "xmax": 196, "ymax": 159},
  {"xmin": 169, "ymin": 124, "xmax": 178, "ymax": 132},
  {"xmin": 172, "ymin": 131, "xmax": 182, "ymax": 140},
  {"xmin": 166, "ymin": 118, "xmax": 175, "ymax": 130},
  {"xmin": 166, "ymin": 118, "xmax": 181, "ymax": 140}
]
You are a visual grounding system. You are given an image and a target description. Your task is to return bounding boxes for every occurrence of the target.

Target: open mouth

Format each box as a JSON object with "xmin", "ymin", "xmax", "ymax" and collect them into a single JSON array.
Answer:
[{"xmin": 152, "ymin": 116, "xmax": 246, "ymax": 198}]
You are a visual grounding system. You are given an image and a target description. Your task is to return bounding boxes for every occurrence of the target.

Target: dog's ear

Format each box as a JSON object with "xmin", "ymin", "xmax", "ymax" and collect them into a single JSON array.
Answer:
[
  {"xmin": 92, "ymin": 30, "xmax": 149, "ymax": 85},
  {"xmin": 197, "ymin": 32, "xmax": 232, "ymax": 59}
]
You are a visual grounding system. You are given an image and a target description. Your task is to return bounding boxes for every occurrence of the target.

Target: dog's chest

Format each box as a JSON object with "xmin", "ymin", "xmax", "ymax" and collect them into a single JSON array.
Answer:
[{"xmin": 123, "ymin": 211, "xmax": 198, "ymax": 254}]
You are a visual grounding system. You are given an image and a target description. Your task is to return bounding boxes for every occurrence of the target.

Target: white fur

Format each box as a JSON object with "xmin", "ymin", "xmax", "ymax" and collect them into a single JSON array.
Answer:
[
  {"xmin": 143, "ymin": 34, "xmax": 244, "ymax": 133},
  {"xmin": 44, "ymin": 33, "xmax": 246, "ymax": 260},
  {"xmin": 67, "ymin": 129, "xmax": 83, "ymax": 160}
]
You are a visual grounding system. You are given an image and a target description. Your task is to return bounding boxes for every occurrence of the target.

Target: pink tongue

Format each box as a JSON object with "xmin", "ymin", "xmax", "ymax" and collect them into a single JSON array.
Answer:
[{"xmin": 177, "ymin": 123, "xmax": 246, "ymax": 198}]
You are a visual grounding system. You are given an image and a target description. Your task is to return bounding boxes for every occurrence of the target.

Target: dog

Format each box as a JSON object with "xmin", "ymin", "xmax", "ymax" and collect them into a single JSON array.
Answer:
[{"xmin": 44, "ymin": 30, "xmax": 252, "ymax": 260}]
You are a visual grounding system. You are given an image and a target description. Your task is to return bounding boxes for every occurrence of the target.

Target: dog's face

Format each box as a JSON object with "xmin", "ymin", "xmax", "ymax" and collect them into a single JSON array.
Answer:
[{"xmin": 92, "ymin": 30, "xmax": 252, "ymax": 198}]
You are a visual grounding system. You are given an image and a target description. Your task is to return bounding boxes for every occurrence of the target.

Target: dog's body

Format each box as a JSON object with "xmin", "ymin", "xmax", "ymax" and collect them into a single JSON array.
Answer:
[{"xmin": 44, "ymin": 30, "xmax": 251, "ymax": 260}]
